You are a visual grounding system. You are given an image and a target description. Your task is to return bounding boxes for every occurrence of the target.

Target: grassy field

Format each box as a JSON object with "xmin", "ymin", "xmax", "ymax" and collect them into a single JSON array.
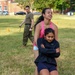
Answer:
[{"xmin": 0, "ymin": 15, "xmax": 75, "ymax": 75}]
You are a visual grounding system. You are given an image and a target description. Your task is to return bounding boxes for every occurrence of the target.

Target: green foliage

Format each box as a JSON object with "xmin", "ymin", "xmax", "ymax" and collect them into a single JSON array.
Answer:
[
  {"xmin": 33, "ymin": 0, "xmax": 70, "ymax": 11},
  {"xmin": 34, "ymin": 0, "xmax": 56, "ymax": 10},
  {"xmin": 15, "ymin": 0, "xmax": 34, "ymax": 9},
  {"xmin": 15, "ymin": 0, "xmax": 75, "ymax": 12}
]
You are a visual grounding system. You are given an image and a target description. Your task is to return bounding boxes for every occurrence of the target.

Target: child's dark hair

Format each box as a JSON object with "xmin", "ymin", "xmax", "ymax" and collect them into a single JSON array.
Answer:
[
  {"xmin": 44, "ymin": 28, "xmax": 55, "ymax": 36},
  {"xmin": 34, "ymin": 8, "xmax": 51, "ymax": 30}
]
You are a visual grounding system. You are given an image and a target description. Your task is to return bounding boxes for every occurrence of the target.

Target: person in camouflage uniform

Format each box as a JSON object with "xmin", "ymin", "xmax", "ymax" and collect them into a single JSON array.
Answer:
[{"xmin": 19, "ymin": 5, "xmax": 34, "ymax": 46}]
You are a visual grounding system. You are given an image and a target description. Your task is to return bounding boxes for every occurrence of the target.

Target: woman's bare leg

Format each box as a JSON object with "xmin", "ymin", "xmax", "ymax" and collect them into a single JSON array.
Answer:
[
  {"xmin": 34, "ymin": 67, "xmax": 39, "ymax": 75},
  {"xmin": 33, "ymin": 50, "xmax": 39, "ymax": 75},
  {"xmin": 33, "ymin": 50, "xmax": 39, "ymax": 60}
]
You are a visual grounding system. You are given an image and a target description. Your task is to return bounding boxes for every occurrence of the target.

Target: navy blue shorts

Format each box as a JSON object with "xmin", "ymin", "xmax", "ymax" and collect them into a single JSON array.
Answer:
[{"xmin": 36, "ymin": 62, "xmax": 57, "ymax": 73}]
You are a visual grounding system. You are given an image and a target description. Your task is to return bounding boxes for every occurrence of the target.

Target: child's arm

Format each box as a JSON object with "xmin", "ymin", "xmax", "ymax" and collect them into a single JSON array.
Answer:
[
  {"xmin": 52, "ymin": 42, "xmax": 60, "ymax": 58},
  {"xmin": 37, "ymin": 38, "xmax": 56, "ymax": 54},
  {"xmin": 53, "ymin": 48, "xmax": 60, "ymax": 58},
  {"xmin": 37, "ymin": 38, "xmax": 60, "ymax": 58}
]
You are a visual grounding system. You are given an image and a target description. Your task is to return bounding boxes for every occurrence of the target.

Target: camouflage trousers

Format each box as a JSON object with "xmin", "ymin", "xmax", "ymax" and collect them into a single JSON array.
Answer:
[{"xmin": 23, "ymin": 25, "xmax": 34, "ymax": 46}]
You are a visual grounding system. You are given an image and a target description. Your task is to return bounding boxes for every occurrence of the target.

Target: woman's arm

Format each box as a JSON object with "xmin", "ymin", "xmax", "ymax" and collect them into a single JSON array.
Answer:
[
  {"xmin": 34, "ymin": 23, "xmax": 41, "ymax": 45},
  {"xmin": 53, "ymin": 24, "xmax": 58, "ymax": 41}
]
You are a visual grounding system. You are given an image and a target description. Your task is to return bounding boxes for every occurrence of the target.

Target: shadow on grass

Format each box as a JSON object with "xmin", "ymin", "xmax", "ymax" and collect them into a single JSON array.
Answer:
[
  {"xmin": 0, "ymin": 31, "xmax": 34, "ymax": 75},
  {"xmin": 0, "ymin": 28, "xmax": 75, "ymax": 75},
  {"xmin": 0, "ymin": 18, "xmax": 23, "ymax": 28}
]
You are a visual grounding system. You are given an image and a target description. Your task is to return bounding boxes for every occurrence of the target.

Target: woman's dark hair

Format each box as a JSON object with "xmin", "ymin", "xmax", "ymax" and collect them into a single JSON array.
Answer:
[
  {"xmin": 44, "ymin": 28, "xmax": 55, "ymax": 36},
  {"xmin": 34, "ymin": 8, "xmax": 50, "ymax": 30}
]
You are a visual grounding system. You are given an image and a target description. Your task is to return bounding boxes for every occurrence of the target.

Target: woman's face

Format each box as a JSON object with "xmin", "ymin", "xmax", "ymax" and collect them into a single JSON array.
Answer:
[
  {"xmin": 43, "ymin": 9, "xmax": 52, "ymax": 20},
  {"xmin": 44, "ymin": 32, "xmax": 55, "ymax": 42}
]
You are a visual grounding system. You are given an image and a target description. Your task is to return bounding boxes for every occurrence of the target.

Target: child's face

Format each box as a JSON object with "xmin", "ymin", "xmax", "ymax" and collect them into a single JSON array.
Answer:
[{"xmin": 44, "ymin": 32, "xmax": 55, "ymax": 42}]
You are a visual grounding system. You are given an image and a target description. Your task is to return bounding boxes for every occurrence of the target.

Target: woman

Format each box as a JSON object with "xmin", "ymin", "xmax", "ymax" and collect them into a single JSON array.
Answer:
[
  {"xmin": 33, "ymin": 8, "xmax": 58, "ymax": 75},
  {"xmin": 35, "ymin": 28, "xmax": 60, "ymax": 75}
]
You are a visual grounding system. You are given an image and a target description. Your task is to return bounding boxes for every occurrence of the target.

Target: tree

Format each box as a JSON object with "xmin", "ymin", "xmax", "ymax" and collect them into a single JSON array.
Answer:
[
  {"xmin": 55, "ymin": 0, "xmax": 70, "ymax": 14},
  {"xmin": 33, "ymin": 0, "xmax": 56, "ymax": 11},
  {"xmin": 15, "ymin": 0, "xmax": 75, "ymax": 13},
  {"xmin": 33, "ymin": 0, "xmax": 69, "ymax": 12},
  {"xmin": 70, "ymin": 0, "xmax": 75, "ymax": 10},
  {"xmin": 15, "ymin": 0, "xmax": 34, "ymax": 9}
]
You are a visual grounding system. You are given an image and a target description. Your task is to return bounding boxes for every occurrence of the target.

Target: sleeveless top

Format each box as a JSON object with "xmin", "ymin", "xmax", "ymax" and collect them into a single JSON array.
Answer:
[
  {"xmin": 40, "ymin": 21, "xmax": 54, "ymax": 38},
  {"xmin": 33, "ymin": 21, "xmax": 54, "ymax": 46}
]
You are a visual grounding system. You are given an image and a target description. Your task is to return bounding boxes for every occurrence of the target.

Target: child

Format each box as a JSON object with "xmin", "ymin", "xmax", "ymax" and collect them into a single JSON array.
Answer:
[{"xmin": 34, "ymin": 28, "xmax": 60, "ymax": 75}]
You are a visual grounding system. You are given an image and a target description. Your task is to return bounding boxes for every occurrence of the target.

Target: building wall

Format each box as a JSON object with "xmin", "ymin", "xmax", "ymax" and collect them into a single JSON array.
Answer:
[
  {"xmin": 0, "ymin": 0, "xmax": 8, "ymax": 11},
  {"xmin": 0, "ymin": 0, "xmax": 25, "ymax": 15}
]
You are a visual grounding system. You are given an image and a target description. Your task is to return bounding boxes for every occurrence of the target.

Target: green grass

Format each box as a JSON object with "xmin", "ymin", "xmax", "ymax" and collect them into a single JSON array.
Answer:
[{"xmin": 0, "ymin": 15, "xmax": 75, "ymax": 75}]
